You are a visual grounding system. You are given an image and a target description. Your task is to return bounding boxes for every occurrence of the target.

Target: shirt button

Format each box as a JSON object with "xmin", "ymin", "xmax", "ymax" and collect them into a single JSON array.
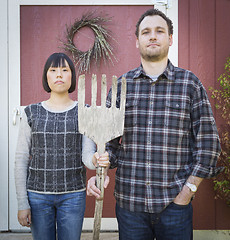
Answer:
[
  {"xmin": 149, "ymin": 121, "xmax": 152, "ymax": 124},
  {"xmin": 176, "ymin": 104, "xmax": 180, "ymax": 108},
  {"xmin": 146, "ymin": 182, "xmax": 150, "ymax": 185}
]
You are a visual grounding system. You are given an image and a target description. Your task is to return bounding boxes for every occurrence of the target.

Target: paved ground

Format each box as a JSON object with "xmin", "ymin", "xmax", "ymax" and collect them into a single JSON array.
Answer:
[{"xmin": 0, "ymin": 232, "xmax": 119, "ymax": 240}]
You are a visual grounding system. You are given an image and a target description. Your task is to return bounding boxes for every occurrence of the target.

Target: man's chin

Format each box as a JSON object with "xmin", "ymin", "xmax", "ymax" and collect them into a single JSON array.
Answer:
[{"xmin": 142, "ymin": 54, "xmax": 161, "ymax": 62}]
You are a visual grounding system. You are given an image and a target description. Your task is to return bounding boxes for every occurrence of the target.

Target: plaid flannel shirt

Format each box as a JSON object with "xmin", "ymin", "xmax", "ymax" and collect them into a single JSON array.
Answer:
[{"xmin": 106, "ymin": 60, "xmax": 221, "ymax": 214}]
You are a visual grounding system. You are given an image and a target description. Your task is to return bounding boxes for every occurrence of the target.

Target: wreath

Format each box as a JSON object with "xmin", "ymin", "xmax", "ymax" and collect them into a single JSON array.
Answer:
[{"xmin": 63, "ymin": 12, "xmax": 116, "ymax": 73}]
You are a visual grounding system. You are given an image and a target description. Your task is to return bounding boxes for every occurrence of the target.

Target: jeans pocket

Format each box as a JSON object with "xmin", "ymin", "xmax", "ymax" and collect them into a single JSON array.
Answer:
[{"xmin": 170, "ymin": 201, "xmax": 191, "ymax": 209}]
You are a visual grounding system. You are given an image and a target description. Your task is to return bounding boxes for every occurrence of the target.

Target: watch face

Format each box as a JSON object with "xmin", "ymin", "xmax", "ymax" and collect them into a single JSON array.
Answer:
[
  {"xmin": 191, "ymin": 185, "xmax": 197, "ymax": 192},
  {"xmin": 186, "ymin": 182, "xmax": 197, "ymax": 192}
]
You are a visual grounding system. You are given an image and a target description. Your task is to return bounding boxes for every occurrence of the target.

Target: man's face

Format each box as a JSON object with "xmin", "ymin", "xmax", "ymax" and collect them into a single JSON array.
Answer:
[{"xmin": 136, "ymin": 15, "xmax": 173, "ymax": 62}]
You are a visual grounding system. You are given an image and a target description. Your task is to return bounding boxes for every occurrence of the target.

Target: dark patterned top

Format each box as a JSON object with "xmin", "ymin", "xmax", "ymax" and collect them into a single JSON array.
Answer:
[
  {"xmin": 25, "ymin": 102, "xmax": 85, "ymax": 193},
  {"xmin": 106, "ymin": 60, "xmax": 221, "ymax": 213}
]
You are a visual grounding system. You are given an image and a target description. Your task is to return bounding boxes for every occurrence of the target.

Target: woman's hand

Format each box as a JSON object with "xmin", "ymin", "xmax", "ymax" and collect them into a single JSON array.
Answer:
[
  {"xmin": 18, "ymin": 209, "xmax": 31, "ymax": 227},
  {"xmin": 92, "ymin": 151, "xmax": 110, "ymax": 168}
]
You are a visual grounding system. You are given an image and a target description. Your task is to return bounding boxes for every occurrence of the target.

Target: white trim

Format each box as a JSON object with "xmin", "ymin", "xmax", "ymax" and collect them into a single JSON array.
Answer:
[
  {"xmin": 193, "ymin": 230, "xmax": 230, "ymax": 240},
  {"xmin": 83, "ymin": 218, "xmax": 118, "ymax": 231},
  {"xmin": 0, "ymin": 0, "xmax": 9, "ymax": 231},
  {"xmin": 7, "ymin": 0, "xmax": 178, "ymax": 230},
  {"xmin": 19, "ymin": 0, "xmax": 154, "ymax": 5},
  {"xmin": 166, "ymin": 0, "xmax": 178, "ymax": 66},
  {"xmin": 8, "ymin": 0, "xmax": 22, "ymax": 230}
]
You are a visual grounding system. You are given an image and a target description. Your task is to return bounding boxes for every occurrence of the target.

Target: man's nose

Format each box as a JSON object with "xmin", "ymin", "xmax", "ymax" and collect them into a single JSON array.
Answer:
[{"xmin": 150, "ymin": 31, "xmax": 157, "ymax": 40}]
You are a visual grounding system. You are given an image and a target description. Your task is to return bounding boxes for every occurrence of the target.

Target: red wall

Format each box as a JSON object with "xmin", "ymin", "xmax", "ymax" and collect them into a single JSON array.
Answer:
[
  {"xmin": 20, "ymin": 5, "xmax": 151, "ymax": 219},
  {"xmin": 179, "ymin": 0, "xmax": 230, "ymax": 229},
  {"xmin": 20, "ymin": 2, "xmax": 230, "ymax": 229}
]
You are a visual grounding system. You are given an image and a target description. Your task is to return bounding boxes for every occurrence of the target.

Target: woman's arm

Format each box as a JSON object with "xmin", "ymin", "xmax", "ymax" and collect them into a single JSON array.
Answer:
[
  {"xmin": 14, "ymin": 110, "xmax": 32, "ymax": 226},
  {"xmin": 15, "ymin": 110, "xmax": 31, "ymax": 210}
]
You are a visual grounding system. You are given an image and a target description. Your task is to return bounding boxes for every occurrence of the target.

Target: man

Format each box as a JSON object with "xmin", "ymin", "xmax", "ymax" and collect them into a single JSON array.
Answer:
[{"xmin": 87, "ymin": 8, "xmax": 221, "ymax": 240}]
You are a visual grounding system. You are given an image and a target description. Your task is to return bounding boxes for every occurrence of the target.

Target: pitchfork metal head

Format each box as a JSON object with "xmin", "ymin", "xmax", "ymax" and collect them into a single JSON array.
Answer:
[{"xmin": 78, "ymin": 74, "xmax": 126, "ymax": 154}]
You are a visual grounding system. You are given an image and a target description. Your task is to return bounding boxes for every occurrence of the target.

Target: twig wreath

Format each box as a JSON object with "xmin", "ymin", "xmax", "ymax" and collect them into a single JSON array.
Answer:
[{"xmin": 62, "ymin": 12, "xmax": 116, "ymax": 73}]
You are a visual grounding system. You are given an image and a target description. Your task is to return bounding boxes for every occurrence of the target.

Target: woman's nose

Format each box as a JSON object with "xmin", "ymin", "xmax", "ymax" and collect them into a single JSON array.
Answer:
[{"xmin": 56, "ymin": 68, "xmax": 62, "ymax": 77}]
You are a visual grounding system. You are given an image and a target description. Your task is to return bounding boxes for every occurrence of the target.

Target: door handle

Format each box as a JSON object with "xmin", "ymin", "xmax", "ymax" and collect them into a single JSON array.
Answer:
[{"xmin": 12, "ymin": 107, "xmax": 20, "ymax": 125}]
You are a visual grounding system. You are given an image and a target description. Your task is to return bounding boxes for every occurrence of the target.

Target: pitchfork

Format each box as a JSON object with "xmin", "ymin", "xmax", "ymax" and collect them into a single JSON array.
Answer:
[{"xmin": 78, "ymin": 74, "xmax": 126, "ymax": 240}]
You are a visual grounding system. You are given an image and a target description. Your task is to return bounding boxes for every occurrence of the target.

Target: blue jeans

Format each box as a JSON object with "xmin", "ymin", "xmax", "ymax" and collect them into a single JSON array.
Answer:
[
  {"xmin": 28, "ymin": 191, "xmax": 86, "ymax": 240},
  {"xmin": 116, "ymin": 202, "xmax": 193, "ymax": 240}
]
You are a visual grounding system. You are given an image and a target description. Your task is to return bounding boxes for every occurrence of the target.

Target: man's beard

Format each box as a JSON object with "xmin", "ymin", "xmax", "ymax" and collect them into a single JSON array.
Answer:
[{"xmin": 140, "ymin": 46, "xmax": 169, "ymax": 62}]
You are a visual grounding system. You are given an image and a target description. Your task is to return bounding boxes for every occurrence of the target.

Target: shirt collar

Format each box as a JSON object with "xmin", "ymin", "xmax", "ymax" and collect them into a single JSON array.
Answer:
[{"xmin": 134, "ymin": 60, "xmax": 175, "ymax": 82}]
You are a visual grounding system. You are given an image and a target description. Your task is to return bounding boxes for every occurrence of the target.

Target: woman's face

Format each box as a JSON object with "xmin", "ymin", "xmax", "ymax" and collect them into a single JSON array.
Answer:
[{"xmin": 46, "ymin": 60, "xmax": 72, "ymax": 94}]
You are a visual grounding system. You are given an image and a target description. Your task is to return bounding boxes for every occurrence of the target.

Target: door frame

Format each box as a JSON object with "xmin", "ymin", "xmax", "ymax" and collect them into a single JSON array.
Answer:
[
  {"xmin": 0, "ymin": 0, "xmax": 9, "ymax": 231},
  {"xmin": 2, "ymin": 0, "xmax": 178, "ymax": 231}
]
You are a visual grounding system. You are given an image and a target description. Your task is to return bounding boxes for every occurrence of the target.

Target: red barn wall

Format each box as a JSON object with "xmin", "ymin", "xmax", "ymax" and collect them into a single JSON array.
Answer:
[
  {"xmin": 20, "ymin": 1, "xmax": 230, "ymax": 229},
  {"xmin": 179, "ymin": 0, "xmax": 230, "ymax": 229}
]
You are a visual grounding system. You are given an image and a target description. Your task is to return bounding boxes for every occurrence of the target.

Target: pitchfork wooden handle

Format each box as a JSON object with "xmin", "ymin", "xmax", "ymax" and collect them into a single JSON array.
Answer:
[
  {"xmin": 95, "ymin": 166, "xmax": 105, "ymax": 200},
  {"xmin": 78, "ymin": 74, "xmax": 126, "ymax": 240}
]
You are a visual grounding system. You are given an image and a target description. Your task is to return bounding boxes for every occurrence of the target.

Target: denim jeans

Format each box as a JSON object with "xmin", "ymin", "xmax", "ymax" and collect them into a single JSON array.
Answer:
[
  {"xmin": 116, "ymin": 202, "xmax": 193, "ymax": 240},
  {"xmin": 28, "ymin": 191, "xmax": 86, "ymax": 240}
]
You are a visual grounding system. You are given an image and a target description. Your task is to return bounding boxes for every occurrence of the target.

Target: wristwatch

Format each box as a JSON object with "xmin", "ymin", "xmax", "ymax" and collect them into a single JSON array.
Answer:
[{"xmin": 185, "ymin": 182, "xmax": 197, "ymax": 193}]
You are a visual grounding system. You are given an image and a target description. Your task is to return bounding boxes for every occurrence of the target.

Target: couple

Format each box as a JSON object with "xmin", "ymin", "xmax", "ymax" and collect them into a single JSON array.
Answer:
[{"xmin": 15, "ymin": 8, "xmax": 221, "ymax": 240}]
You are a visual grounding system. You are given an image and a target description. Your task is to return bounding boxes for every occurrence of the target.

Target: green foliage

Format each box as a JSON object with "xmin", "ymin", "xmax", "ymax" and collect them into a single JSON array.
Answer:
[{"xmin": 209, "ymin": 56, "xmax": 230, "ymax": 206}]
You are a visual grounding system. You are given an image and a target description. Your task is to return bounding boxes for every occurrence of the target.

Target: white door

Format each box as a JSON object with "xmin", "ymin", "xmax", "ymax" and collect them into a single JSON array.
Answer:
[
  {"xmin": 6, "ymin": 0, "xmax": 178, "ymax": 231},
  {"xmin": 0, "ymin": 0, "xmax": 9, "ymax": 232}
]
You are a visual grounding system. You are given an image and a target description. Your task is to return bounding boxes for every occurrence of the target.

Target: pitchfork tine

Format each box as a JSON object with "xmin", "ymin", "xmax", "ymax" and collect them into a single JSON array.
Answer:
[
  {"xmin": 111, "ymin": 76, "xmax": 117, "ymax": 108},
  {"xmin": 78, "ymin": 74, "xmax": 85, "ymax": 108},
  {"xmin": 101, "ymin": 75, "xmax": 107, "ymax": 108},
  {"xmin": 120, "ymin": 77, "xmax": 126, "ymax": 111},
  {"xmin": 91, "ymin": 74, "xmax": 97, "ymax": 107}
]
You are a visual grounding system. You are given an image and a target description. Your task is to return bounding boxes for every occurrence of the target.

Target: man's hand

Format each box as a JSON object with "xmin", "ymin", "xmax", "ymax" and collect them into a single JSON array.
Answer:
[
  {"xmin": 18, "ymin": 209, "xmax": 31, "ymax": 227},
  {"xmin": 173, "ymin": 185, "xmax": 194, "ymax": 205},
  {"xmin": 174, "ymin": 175, "xmax": 203, "ymax": 205},
  {"xmin": 87, "ymin": 175, "xmax": 110, "ymax": 199}
]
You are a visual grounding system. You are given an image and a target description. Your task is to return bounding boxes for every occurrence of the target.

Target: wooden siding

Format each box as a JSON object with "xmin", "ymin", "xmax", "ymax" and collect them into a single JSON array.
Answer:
[
  {"xmin": 179, "ymin": 0, "xmax": 230, "ymax": 229},
  {"xmin": 20, "ymin": 5, "xmax": 151, "ymax": 219},
  {"xmin": 20, "ymin": 1, "xmax": 230, "ymax": 230}
]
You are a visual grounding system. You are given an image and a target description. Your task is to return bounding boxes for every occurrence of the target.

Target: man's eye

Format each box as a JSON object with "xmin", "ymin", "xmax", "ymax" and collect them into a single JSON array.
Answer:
[{"xmin": 157, "ymin": 29, "xmax": 165, "ymax": 33}]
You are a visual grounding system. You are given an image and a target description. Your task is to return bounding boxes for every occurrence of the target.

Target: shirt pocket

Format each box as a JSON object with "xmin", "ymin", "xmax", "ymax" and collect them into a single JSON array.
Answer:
[
  {"xmin": 124, "ymin": 99, "xmax": 139, "ymax": 128},
  {"xmin": 164, "ymin": 100, "xmax": 191, "ymax": 131}
]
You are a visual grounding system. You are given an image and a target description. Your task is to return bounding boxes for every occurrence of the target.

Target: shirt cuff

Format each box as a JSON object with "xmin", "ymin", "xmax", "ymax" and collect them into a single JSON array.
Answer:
[
  {"xmin": 191, "ymin": 164, "xmax": 224, "ymax": 178},
  {"xmin": 17, "ymin": 196, "xmax": 30, "ymax": 211}
]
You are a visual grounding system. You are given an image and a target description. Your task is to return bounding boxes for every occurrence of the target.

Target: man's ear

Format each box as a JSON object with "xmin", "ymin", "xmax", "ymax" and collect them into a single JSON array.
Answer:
[
  {"xmin": 136, "ymin": 38, "xmax": 139, "ymax": 49},
  {"xmin": 169, "ymin": 34, "xmax": 173, "ymax": 46}
]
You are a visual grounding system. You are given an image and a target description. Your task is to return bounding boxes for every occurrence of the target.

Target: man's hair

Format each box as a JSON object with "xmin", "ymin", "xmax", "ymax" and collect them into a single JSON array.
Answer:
[
  {"xmin": 135, "ymin": 8, "xmax": 173, "ymax": 37},
  {"xmin": 42, "ymin": 52, "xmax": 76, "ymax": 93}
]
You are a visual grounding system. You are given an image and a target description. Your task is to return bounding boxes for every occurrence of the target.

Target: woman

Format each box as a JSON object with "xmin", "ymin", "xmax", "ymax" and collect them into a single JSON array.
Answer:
[{"xmin": 15, "ymin": 53, "xmax": 109, "ymax": 240}]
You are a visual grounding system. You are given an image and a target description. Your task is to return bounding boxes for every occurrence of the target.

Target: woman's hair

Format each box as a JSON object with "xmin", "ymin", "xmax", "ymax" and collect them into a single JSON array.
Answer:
[{"xmin": 42, "ymin": 53, "xmax": 76, "ymax": 93}]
